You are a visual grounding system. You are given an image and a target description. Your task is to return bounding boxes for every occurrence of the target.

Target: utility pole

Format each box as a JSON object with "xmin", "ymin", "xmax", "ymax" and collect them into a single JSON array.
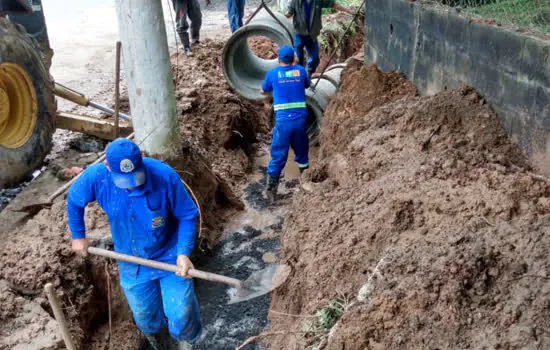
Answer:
[{"xmin": 114, "ymin": 0, "xmax": 179, "ymax": 155}]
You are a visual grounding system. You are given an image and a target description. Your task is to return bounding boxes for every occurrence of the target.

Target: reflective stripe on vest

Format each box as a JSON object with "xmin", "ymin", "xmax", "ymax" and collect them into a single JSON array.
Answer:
[{"xmin": 273, "ymin": 102, "xmax": 307, "ymax": 111}]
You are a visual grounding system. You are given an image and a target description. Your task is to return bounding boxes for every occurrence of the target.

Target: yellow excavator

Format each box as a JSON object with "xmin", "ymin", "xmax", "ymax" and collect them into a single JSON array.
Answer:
[{"xmin": 0, "ymin": 0, "xmax": 132, "ymax": 188}]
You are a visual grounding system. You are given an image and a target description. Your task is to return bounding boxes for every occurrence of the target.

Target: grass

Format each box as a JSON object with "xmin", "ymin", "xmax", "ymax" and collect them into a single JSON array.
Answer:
[
  {"xmin": 299, "ymin": 295, "xmax": 353, "ymax": 349},
  {"xmin": 318, "ymin": 19, "xmax": 357, "ymax": 50},
  {"xmin": 468, "ymin": 0, "xmax": 550, "ymax": 33},
  {"xmin": 323, "ymin": 0, "xmax": 364, "ymax": 14}
]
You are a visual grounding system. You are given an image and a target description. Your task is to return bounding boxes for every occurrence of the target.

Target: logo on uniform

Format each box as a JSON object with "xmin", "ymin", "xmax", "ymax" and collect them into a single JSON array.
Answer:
[
  {"xmin": 120, "ymin": 159, "xmax": 135, "ymax": 173},
  {"xmin": 152, "ymin": 216, "xmax": 165, "ymax": 228}
]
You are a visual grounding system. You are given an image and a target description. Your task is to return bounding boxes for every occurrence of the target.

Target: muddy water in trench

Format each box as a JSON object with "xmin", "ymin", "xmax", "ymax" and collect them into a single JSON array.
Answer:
[{"xmin": 192, "ymin": 148, "xmax": 300, "ymax": 349}]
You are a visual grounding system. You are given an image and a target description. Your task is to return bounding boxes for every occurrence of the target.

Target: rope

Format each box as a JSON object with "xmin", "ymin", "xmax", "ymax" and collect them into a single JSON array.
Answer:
[
  {"xmin": 245, "ymin": 0, "xmax": 294, "ymax": 44},
  {"xmin": 181, "ymin": 179, "xmax": 205, "ymax": 244},
  {"xmin": 166, "ymin": 0, "xmax": 180, "ymax": 81},
  {"xmin": 164, "ymin": 1, "xmax": 206, "ymax": 244},
  {"xmin": 311, "ymin": 0, "xmax": 367, "ymax": 93}
]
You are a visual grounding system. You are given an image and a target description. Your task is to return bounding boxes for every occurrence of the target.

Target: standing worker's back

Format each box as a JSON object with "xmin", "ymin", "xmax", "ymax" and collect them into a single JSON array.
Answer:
[{"xmin": 261, "ymin": 46, "xmax": 311, "ymax": 201}]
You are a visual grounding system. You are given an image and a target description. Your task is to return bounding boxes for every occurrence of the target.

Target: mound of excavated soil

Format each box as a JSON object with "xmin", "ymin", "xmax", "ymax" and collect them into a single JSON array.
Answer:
[
  {"xmin": 247, "ymin": 37, "xmax": 279, "ymax": 60},
  {"xmin": 168, "ymin": 39, "xmax": 269, "ymax": 244},
  {"xmin": 269, "ymin": 64, "xmax": 550, "ymax": 349},
  {"xmin": 0, "ymin": 39, "xmax": 267, "ymax": 349}
]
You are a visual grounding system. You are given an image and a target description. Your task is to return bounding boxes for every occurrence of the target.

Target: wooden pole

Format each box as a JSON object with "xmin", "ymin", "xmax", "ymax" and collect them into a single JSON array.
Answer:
[
  {"xmin": 114, "ymin": 41, "xmax": 122, "ymax": 139},
  {"xmin": 44, "ymin": 283, "xmax": 76, "ymax": 350}
]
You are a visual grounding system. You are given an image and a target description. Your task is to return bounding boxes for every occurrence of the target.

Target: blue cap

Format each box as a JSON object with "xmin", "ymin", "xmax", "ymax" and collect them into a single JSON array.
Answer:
[
  {"xmin": 105, "ymin": 138, "xmax": 146, "ymax": 189},
  {"xmin": 278, "ymin": 46, "xmax": 295, "ymax": 63}
]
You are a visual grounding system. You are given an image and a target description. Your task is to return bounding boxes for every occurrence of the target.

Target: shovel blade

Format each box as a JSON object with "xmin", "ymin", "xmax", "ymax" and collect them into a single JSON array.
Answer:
[
  {"xmin": 12, "ymin": 202, "xmax": 52, "ymax": 215},
  {"xmin": 227, "ymin": 264, "xmax": 291, "ymax": 304}
]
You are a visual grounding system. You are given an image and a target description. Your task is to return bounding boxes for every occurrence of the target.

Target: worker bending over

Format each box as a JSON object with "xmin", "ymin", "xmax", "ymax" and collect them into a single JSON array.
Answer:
[
  {"xmin": 67, "ymin": 138, "xmax": 201, "ymax": 350},
  {"xmin": 172, "ymin": 0, "xmax": 203, "ymax": 56},
  {"xmin": 285, "ymin": 0, "xmax": 354, "ymax": 76},
  {"xmin": 261, "ymin": 46, "xmax": 310, "ymax": 201}
]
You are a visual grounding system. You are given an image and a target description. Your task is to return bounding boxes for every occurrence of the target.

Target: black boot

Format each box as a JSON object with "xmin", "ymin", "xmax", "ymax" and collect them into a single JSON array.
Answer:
[
  {"xmin": 178, "ymin": 32, "xmax": 192, "ymax": 56},
  {"xmin": 265, "ymin": 174, "xmax": 280, "ymax": 202},
  {"xmin": 144, "ymin": 328, "xmax": 170, "ymax": 350},
  {"xmin": 167, "ymin": 337, "xmax": 193, "ymax": 350}
]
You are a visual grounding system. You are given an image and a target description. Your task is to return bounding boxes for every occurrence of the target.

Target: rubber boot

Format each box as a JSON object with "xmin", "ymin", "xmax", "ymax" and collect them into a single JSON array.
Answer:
[
  {"xmin": 167, "ymin": 337, "xmax": 193, "ymax": 350},
  {"xmin": 144, "ymin": 328, "xmax": 170, "ymax": 350},
  {"xmin": 265, "ymin": 174, "xmax": 280, "ymax": 202},
  {"xmin": 178, "ymin": 32, "xmax": 193, "ymax": 56}
]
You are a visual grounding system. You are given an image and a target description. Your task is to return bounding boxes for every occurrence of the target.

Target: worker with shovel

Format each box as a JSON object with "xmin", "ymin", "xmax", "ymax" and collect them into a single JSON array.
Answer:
[
  {"xmin": 261, "ymin": 46, "xmax": 311, "ymax": 201},
  {"xmin": 285, "ymin": 0, "xmax": 354, "ymax": 76},
  {"xmin": 67, "ymin": 138, "xmax": 201, "ymax": 350}
]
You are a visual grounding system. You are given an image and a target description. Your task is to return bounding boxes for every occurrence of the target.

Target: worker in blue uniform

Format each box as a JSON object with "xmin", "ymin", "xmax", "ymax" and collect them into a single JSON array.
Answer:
[
  {"xmin": 261, "ymin": 46, "xmax": 311, "ymax": 201},
  {"xmin": 67, "ymin": 138, "xmax": 201, "ymax": 350}
]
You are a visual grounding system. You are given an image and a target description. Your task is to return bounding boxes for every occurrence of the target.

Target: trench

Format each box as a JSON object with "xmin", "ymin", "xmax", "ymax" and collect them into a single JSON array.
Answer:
[
  {"xmin": 192, "ymin": 147, "xmax": 299, "ymax": 349},
  {"xmin": 80, "ymin": 146, "xmax": 302, "ymax": 350}
]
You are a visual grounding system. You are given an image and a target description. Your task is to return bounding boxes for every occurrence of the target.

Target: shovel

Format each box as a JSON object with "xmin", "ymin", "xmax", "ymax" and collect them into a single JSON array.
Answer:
[{"xmin": 87, "ymin": 247, "xmax": 290, "ymax": 304}]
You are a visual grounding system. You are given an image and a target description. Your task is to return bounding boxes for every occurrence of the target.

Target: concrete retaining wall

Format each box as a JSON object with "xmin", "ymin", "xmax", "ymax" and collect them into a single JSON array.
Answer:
[{"xmin": 364, "ymin": 0, "xmax": 550, "ymax": 155}]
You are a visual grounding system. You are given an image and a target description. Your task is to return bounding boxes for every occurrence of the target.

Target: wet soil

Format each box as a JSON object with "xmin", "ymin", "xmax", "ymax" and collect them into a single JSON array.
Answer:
[
  {"xmin": 247, "ymin": 37, "xmax": 279, "ymax": 60},
  {"xmin": 268, "ymin": 63, "xmax": 550, "ymax": 349},
  {"xmin": 192, "ymin": 151, "xmax": 299, "ymax": 349},
  {"xmin": 0, "ymin": 36, "xmax": 275, "ymax": 349},
  {"xmin": 0, "ymin": 3, "xmax": 365, "ymax": 349}
]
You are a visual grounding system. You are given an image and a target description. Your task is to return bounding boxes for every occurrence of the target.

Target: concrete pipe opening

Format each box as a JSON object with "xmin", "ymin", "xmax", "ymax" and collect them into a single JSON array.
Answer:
[{"xmin": 223, "ymin": 10, "xmax": 293, "ymax": 100}]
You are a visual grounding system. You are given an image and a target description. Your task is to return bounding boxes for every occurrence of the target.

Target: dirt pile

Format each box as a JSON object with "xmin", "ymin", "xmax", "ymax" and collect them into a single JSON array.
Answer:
[
  {"xmin": 320, "ymin": 63, "xmax": 417, "ymax": 156},
  {"xmin": 0, "ymin": 39, "xmax": 268, "ymax": 349},
  {"xmin": 167, "ymin": 39, "xmax": 269, "ymax": 244},
  {"xmin": 269, "ymin": 64, "xmax": 550, "ymax": 349},
  {"xmin": 248, "ymin": 37, "xmax": 279, "ymax": 59}
]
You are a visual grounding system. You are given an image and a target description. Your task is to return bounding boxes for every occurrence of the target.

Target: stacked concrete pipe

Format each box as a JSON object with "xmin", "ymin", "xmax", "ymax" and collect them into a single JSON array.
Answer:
[{"xmin": 222, "ymin": 10, "xmax": 345, "ymax": 142}]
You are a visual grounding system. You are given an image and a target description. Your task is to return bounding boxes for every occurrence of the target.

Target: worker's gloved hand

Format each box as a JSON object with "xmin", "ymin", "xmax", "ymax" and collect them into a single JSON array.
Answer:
[
  {"xmin": 176, "ymin": 255, "xmax": 195, "ymax": 279},
  {"xmin": 72, "ymin": 238, "xmax": 90, "ymax": 257}
]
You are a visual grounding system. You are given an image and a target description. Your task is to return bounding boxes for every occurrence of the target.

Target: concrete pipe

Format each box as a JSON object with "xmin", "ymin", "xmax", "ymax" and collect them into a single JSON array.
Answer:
[
  {"xmin": 222, "ymin": 10, "xmax": 293, "ymax": 100},
  {"xmin": 306, "ymin": 64, "xmax": 345, "ymax": 143},
  {"xmin": 222, "ymin": 12, "xmax": 348, "ymax": 142}
]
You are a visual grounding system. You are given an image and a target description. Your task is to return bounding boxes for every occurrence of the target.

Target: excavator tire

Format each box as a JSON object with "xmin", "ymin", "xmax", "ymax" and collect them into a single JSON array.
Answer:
[{"xmin": 0, "ymin": 17, "xmax": 55, "ymax": 188}]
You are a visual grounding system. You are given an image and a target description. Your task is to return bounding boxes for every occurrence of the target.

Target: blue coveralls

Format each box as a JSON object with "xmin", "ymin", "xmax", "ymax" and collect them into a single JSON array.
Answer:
[
  {"xmin": 262, "ymin": 65, "xmax": 311, "ymax": 178},
  {"xmin": 227, "ymin": 0, "xmax": 245, "ymax": 32},
  {"xmin": 67, "ymin": 158, "xmax": 202, "ymax": 342}
]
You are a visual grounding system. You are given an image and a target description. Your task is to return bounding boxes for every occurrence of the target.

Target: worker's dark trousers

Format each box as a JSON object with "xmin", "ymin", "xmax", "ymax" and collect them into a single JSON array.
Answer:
[{"xmin": 172, "ymin": 0, "xmax": 202, "ymax": 47}]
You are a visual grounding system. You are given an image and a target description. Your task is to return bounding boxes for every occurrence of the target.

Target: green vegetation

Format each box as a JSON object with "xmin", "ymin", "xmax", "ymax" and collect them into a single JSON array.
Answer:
[
  {"xmin": 323, "ymin": 0, "xmax": 364, "ymax": 15},
  {"xmin": 318, "ymin": 19, "xmax": 357, "ymax": 50},
  {"xmin": 300, "ymin": 296, "xmax": 353, "ymax": 349},
  {"xmin": 467, "ymin": 0, "xmax": 550, "ymax": 33}
]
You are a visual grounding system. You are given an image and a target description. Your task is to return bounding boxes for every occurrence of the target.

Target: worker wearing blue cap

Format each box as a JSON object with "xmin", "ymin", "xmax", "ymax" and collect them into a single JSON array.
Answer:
[
  {"xmin": 260, "ymin": 46, "xmax": 311, "ymax": 201},
  {"xmin": 67, "ymin": 138, "xmax": 201, "ymax": 350}
]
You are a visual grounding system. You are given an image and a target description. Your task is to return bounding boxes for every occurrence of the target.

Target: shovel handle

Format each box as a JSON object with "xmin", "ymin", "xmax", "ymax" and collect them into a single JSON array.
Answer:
[{"xmin": 87, "ymin": 247, "xmax": 242, "ymax": 288}]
